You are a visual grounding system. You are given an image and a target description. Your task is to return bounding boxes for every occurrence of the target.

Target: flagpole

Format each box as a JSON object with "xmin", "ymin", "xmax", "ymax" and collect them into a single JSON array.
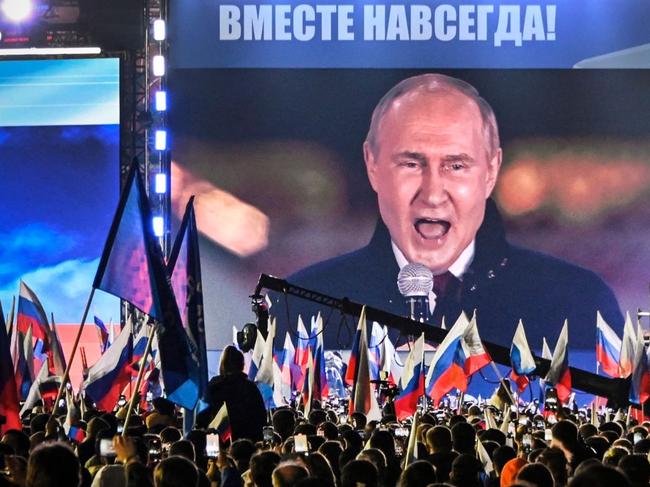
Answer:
[
  {"xmin": 122, "ymin": 324, "xmax": 156, "ymax": 435},
  {"xmin": 50, "ymin": 288, "xmax": 96, "ymax": 418},
  {"xmin": 7, "ymin": 295, "xmax": 15, "ymax": 339}
]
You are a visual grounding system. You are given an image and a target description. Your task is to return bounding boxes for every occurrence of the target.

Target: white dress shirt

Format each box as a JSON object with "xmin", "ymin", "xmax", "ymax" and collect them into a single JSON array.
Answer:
[{"xmin": 391, "ymin": 240, "xmax": 475, "ymax": 315}]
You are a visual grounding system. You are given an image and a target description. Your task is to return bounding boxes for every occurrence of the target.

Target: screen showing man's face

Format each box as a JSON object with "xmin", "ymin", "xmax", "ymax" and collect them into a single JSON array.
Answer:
[{"xmin": 365, "ymin": 90, "xmax": 501, "ymax": 274}]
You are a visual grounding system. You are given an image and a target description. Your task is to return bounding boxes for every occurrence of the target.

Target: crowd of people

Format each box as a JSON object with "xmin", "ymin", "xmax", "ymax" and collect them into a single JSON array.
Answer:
[{"xmin": 1, "ymin": 345, "xmax": 649, "ymax": 487}]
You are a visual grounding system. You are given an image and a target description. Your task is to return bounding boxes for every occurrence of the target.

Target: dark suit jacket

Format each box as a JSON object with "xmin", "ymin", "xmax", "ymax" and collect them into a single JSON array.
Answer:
[
  {"xmin": 196, "ymin": 372, "xmax": 267, "ymax": 442},
  {"xmin": 275, "ymin": 200, "xmax": 623, "ymax": 351}
]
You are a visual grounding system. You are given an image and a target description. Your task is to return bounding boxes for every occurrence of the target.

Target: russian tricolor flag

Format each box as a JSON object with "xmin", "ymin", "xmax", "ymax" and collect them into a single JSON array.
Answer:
[
  {"xmin": 461, "ymin": 312, "xmax": 492, "ymax": 376},
  {"xmin": 294, "ymin": 315, "xmax": 310, "ymax": 390},
  {"xmin": 345, "ymin": 318, "xmax": 362, "ymax": 388},
  {"xmin": 368, "ymin": 322, "xmax": 383, "ymax": 381},
  {"xmin": 348, "ymin": 307, "xmax": 381, "ymax": 421},
  {"xmin": 16, "ymin": 281, "xmax": 50, "ymax": 346},
  {"xmin": 276, "ymin": 332, "xmax": 295, "ymax": 402},
  {"xmin": 629, "ymin": 323, "xmax": 650, "ymax": 405},
  {"xmin": 394, "ymin": 333, "xmax": 425, "ymax": 420},
  {"xmin": 209, "ymin": 403, "xmax": 232, "ymax": 443},
  {"xmin": 94, "ymin": 316, "xmax": 111, "ymax": 353},
  {"xmin": 619, "ymin": 312, "xmax": 636, "ymax": 378},
  {"xmin": 544, "ymin": 320, "xmax": 571, "ymax": 404},
  {"xmin": 425, "ymin": 312, "xmax": 470, "ymax": 405},
  {"xmin": 310, "ymin": 314, "xmax": 329, "ymax": 400},
  {"xmin": 84, "ymin": 318, "xmax": 134, "ymax": 411},
  {"xmin": 379, "ymin": 325, "xmax": 400, "ymax": 385},
  {"xmin": 510, "ymin": 320, "xmax": 536, "ymax": 392},
  {"xmin": 596, "ymin": 311, "xmax": 621, "ymax": 378}
]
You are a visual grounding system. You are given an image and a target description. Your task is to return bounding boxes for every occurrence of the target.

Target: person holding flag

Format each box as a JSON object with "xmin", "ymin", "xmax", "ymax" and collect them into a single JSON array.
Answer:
[{"xmin": 197, "ymin": 346, "xmax": 266, "ymax": 442}]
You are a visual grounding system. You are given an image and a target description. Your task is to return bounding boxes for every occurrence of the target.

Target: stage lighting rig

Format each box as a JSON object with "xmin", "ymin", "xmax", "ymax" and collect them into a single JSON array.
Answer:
[
  {"xmin": 236, "ymin": 293, "xmax": 270, "ymax": 352},
  {"xmin": 2, "ymin": 0, "xmax": 33, "ymax": 23},
  {"xmin": 0, "ymin": 0, "xmax": 85, "ymax": 48}
]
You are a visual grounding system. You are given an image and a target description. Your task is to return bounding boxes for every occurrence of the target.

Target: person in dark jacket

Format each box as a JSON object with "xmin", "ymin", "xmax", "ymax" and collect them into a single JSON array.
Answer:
[{"xmin": 196, "ymin": 346, "xmax": 267, "ymax": 442}]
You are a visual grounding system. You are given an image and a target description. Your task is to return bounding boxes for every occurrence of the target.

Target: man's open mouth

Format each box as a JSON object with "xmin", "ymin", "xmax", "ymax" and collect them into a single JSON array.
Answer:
[{"xmin": 414, "ymin": 218, "xmax": 451, "ymax": 239}]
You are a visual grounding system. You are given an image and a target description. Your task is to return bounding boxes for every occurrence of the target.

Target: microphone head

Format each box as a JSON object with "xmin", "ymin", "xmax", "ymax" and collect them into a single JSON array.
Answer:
[{"xmin": 397, "ymin": 263, "xmax": 434, "ymax": 297}]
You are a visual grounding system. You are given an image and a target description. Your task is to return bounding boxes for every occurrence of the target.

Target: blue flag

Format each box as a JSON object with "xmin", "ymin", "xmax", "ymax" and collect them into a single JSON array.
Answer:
[
  {"xmin": 168, "ymin": 196, "xmax": 208, "ymax": 410},
  {"xmin": 93, "ymin": 163, "xmax": 199, "ymax": 410},
  {"xmin": 93, "ymin": 316, "xmax": 110, "ymax": 352}
]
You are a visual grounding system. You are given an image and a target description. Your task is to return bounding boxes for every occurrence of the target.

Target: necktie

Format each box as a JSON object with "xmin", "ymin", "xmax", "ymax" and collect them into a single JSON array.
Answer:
[
  {"xmin": 433, "ymin": 271, "xmax": 461, "ymax": 301},
  {"xmin": 431, "ymin": 271, "xmax": 462, "ymax": 325}
]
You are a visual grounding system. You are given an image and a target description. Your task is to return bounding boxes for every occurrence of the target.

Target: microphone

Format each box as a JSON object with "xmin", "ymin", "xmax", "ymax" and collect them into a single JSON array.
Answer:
[{"xmin": 397, "ymin": 263, "xmax": 433, "ymax": 323}]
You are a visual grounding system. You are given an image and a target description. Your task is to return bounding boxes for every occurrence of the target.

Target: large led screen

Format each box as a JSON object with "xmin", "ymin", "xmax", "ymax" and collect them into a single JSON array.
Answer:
[
  {"xmin": 0, "ymin": 57, "xmax": 121, "ymax": 331},
  {"xmin": 169, "ymin": 69, "xmax": 650, "ymax": 373}
]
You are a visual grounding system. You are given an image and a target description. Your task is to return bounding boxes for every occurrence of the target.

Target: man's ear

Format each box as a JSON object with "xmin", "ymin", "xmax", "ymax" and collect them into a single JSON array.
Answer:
[
  {"xmin": 364, "ymin": 141, "xmax": 379, "ymax": 193},
  {"xmin": 485, "ymin": 147, "xmax": 502, "ymax": 197}
]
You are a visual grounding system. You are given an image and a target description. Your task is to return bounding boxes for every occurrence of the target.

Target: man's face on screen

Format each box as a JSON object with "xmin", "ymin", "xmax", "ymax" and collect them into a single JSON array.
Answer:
[{"xmin": 364, "ymin": 90, "xmax": 501, "ymax": 274}]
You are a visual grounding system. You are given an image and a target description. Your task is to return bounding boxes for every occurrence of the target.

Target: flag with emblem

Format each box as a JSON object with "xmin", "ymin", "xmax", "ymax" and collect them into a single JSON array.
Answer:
[
  {"xmin": 93, "ymin": 163, "xmax": 198, "ymax": 409},
  {"xmin": 168, "ymin": 196, "xmax": 207, "ymax": 409}
]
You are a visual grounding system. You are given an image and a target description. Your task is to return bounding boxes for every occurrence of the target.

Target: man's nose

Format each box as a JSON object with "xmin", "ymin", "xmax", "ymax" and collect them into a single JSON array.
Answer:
[{"xmin": 417, "ymin": 167, "xmax": 449, "ymax": 206}]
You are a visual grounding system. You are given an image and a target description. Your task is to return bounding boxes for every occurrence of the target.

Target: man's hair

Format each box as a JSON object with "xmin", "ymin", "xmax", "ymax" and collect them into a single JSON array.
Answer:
[
  {"xmin": 537, "ymin": 447, "xmax": 568, "ymax": 486},
  {"xmin": 160, "ymin": 426, "xmax": 182, "ymax": 445},
  {"xmin": 492, "ymin": 445, "xmax": 517, "ymax": 475},
  {"xmin": 356, "ymin": 448, "xmax": 387, "ymax": 478},
  {"xmin": 154, "ymin": 455, "xmax": 198, "ymax": 487},
  {"xmin": 397, "ymin": 460, "xmax": 437, "ymax": 487},
  {"xmin": 368, "ymin": 429, "xmax": 396, "ymax": 460},
  {"xmin": 220, "ymin": 345, "xmax": 245, "ymax": 375},
  {"xmin": 340, "ymin": 459, "xmax": 378, "ymax": 487},
  {"xmin": 1, "ymin": 429, "xmax": 30, "ymax": 458},
  {"xmin": 318, "ymin": 440, "xmax": 344, "ymax": 476},
  {"xmin": 230, "ymin": 438, "xmax": 257, "ymax": 472},
  {"xmin": 516, "ymin": 463, "xmax": 554, "ymax": 487},
  {"xmin": 552, "ymin": 420, "xmax": 579, "ymax": 450},
  {"xmin": 272, "ymin": 462, "xmax": 310, "ymax": 487},
  {"xmin": 426, "ymin": 425, "xmax": 453, "ymax": 453},
  {"xmin": 250, "ymin": 450, "xmax": 281, "ymax": 487},
  {"xmin": 26, "ymin": 441, "xmax": 80, "ymax": 487},
  {"xmin": 168, "ymin": 439, "xmax": 196, "ymax": 462},
  {"xmin": 308, "ymin": 409, "xmax": 327, "ymax": 427},
  {"xmin": 618, "ymin": 454, "xmax": 650, "ymax": 487},
  {"xmin": 366, "ymin": 73, "xmax": 500, "ymax": 158},
  {"xmin": 451, "ymin": 422, "xmax": 476, "ymax": 455},
  {"xmin": 568, "ymin": 463, "xmax": 631, "ymax": 487},
  {"xmin": 273, "ymin": 408, "xmax": 297, "ymax": 440},
  {"xmin": 317, "ymin": 421, "xmax": 339, "ymax": 441}
]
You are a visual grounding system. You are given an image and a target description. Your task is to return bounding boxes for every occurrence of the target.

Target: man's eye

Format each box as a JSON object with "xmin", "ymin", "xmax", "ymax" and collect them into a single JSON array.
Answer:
[
  {"xmin": 399, "ymin": 161, "xmax": 420, "ymax": 169},
  {"xmin": 445, "ymin": 162, "xmax": 467, "ymax": 171}
]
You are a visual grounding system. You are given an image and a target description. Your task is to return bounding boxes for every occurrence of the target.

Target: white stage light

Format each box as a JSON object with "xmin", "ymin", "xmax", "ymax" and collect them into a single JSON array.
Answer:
[
  {"xmin": 153, "ymin": 19, "xmax": 166, "ymax": 41},
  {"xmin": 152, "ymin": 55, "xmax": 165, "ymax": 76},
  {"xmin": 2, "ymin": 0, "xmax": 32, "ymax": 22},
  {"xmin": 154, "ymin": 130, "xmax": 167, "ymax": 150},
  {"xmin": 0, "ymin": 47, "xmax": 101, "ymax": 56},
  {"xmin": 152, "ymin": 216, "xmax": 164, "ymax": 237},
  {"xmin": 154, "ymin": 173, "xmax": 167, "ymax": 194},
  {"xmin": 155, "ymin": 90, "xmax": 167, "ymax": 111}
]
